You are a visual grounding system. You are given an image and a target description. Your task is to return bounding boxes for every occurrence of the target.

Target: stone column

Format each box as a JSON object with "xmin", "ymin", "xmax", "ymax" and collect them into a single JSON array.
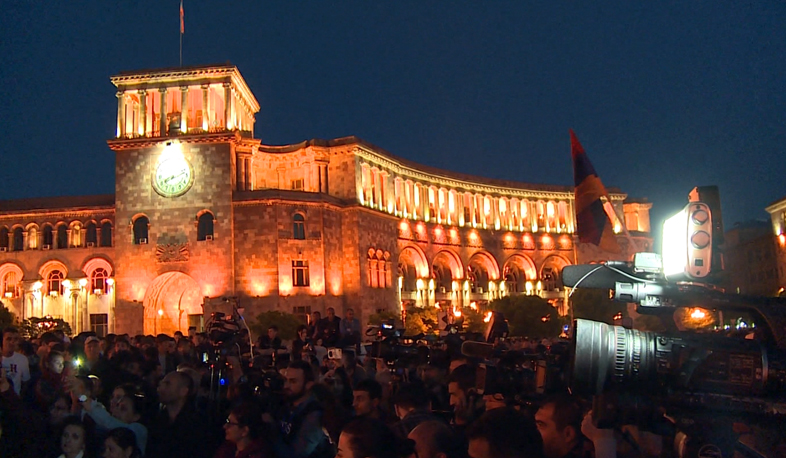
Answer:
[
  {"xmin": 201, "ymin": 84, "xmax": 210, "ymax": 131},
  {"xmin": 223, "ymin": 83, "xmax": 232, "ymax": 130},
  {"xmin": 180, "ymin": 86, "xmax": 189, "ymax": 133},
  {"xmin": 139, "ymin": 90, "xmax": 147, "ymax": 137},
  {"xmin": 159, "ymin": 88, "xmax": 168, "ymax": 136},
  {"xmin": 116, "ymin": 91, "xmax": 125, "ymax": 138},
  {"xmin": 244, "ymin": 158, "xmax": 251, "ymax": 191},
  {"xmin": 237, "ymin": 153, "xmax": 246, "ymax": 191}
]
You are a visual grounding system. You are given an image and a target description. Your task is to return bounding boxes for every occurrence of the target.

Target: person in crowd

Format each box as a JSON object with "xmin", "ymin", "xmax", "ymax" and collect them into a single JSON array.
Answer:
[
  {"xmin": 447, "ymin": 364, "xmax": 480, "ymax": 427},
  {"xmin": 351, "ymin": 379, "xmax": 384, "ymax": 420},
  {"xmin": 535, "ymin": 394, "xmax": 590, "ymax": 458},
  {"xmin": 339, "ymin": 308, "xmax": 361, "ymax": 350},
  {"xmin": 214, "ymin": 401, "xmax": 272, "ymax": 458},
  {"xmin": 320, "ymin": 308, "xmax": 341, "ymax": 347},
  {"xmin": 308, "ymin": 311, "xmax": 323, "ymax": 341},
  {"xmin": 80, "ymin": 336, "xmax": 105, "ymax": 373},
  {"xmin": 73, "ymin": 379, "xmax": 149, "ymax": 455},
  {"xmin": 173, "ymin": 331, "xmax": 184, "ymax": 344},
  {"xmin": 102, "ymin": 427, "xmax": 142, "ymax": 458},
  {"xmin": 466, "ymin": 407, "xmax": 543, "ymax": 458},
  {"xmin": 58, "ymin": 415, "xmax": 94, "ymax": 458},
  {"xmin": 292, "ymin": 325, "xmax": 310, "ymax": 361},
  {"xmin": 408, "ymin": 420, "xmax": 467, "ymax": 458},
  {"xmin": 336, "ymin": 418, "xmax": 415, "ymax": 458},
  {"xmin": 339, "ymin": 351, "xmax": 366, "ymax": 389},
  {"xmin": 113, "ymin": 338, "xmax": 132, "ymax": 356},
  {"xmin": 1, "ymin": 365, "xmax": 50, "ymax": 458},
  {"xmin": 308, "ymin": 382, "xmax": 350, "ymax": 445},
  {"xmin": 148, "ymin": 370, "xmax": 211, "ymax": 458},
  {"xmin": 1, "ymin": 326, "xmax": 31, "ymax": 395},
  {"xmin": 257, "ymin": 325, "xmax": 283, "ymax": 351},
  {"xmin": 155, "ymin": 335, "xmax": 179, "ymax": 374},
  {"xmin": 272, "ymin": 360, "xmax": 335, "ymax": 458},
  {"xmin": 390, "ymin": 381, "xmax": 442, "ymax": 438},
  {"xmin": 34, "ymin": 349, "xmax": 67, "ymax": 410},
  {"xmin": 176, "ymin": 337, "xmax": 198, "ymax": 365}
]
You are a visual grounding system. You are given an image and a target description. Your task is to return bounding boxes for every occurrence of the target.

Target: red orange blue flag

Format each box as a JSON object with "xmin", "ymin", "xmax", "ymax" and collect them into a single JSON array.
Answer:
[
  {"xmin": 570, "ymin": 130, "xmax": 621, "ymax": 253},
  {"xmin": 180, "ymin": 0, "xmax": 185, "ymax": 34}
]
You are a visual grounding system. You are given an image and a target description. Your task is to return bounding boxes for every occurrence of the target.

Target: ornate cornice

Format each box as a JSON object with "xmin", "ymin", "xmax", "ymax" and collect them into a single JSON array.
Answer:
[
  {"xmin": 352, "ymin": 146, "xmax": 626, "ymax": 202},
  {"xmin": 108, "ymin": 131, "xmax": 261, "ymax": 151}
]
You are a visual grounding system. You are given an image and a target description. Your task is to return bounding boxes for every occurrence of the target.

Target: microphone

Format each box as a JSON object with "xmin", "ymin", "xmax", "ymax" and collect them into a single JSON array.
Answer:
[{"xmin": 561, "ymin": 263, "xmax": 634, "ymax": 289}]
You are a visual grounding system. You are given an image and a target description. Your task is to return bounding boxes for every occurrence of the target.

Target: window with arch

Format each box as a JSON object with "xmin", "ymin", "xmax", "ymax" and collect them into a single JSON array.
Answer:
[
  {"xmin": 100, "ymin": 222, "xmax": 113, "ymax": 247},
  {"xmin": 2, "ymin": 271, "xmax": 19, "ymax": 298},
  {"xmin": 56, "ymin": 224, "xmax": 68, "ymax": 249},
  {"xmin": 85, "ymin": 222, "xmax": 97, "ymax": 246},
  {"xmin": 12, "ymin": 228, "xmax": 24, "ymax": 251},
  {"xmin": 42, "ymin": 225, "xmax": 54, "ymax": 248},
  {"xmin": 26, "ymin": 226, "xmax": 37, "ymax": 250},
  {"xmin": 133, "ymin": 216, "xmax": 149, "ymax": 244},
  {"xmin": 197, "ymin": 212, "xmax": 214, "ymax": 241},
  {"xmin": 70, "ymin": 223, "xmax": 82, "ymax": 247},
  {"xmin": 292, "ymin": 213, "xmax": 305, "ymax": 240},
  {"xmin": 91, "ymin": 267, "xmax": 109, "ymax": 293},
  {"xmin": 0, "ymin": 227, "xmax": 8, "ymax": 251},
  {"xmin": 47, "ymin": 270, "xmax": 64, "ymax": 295}
]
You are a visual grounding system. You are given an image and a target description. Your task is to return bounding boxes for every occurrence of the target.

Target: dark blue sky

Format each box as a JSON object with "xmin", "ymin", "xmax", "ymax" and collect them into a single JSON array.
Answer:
[{"xmin": 1, "ymin": 1, "xmax": 784, "ymax": 239}]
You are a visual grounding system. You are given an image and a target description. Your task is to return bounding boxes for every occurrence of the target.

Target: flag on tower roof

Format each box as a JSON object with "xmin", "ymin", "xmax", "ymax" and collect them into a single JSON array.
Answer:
[
  {"xmin": 180, "ymin": 0, "xmax": 184, "ymax": 34},
  {"xmin": 570, "ymin": 130, "xmax": 621, "ymax": 253}
]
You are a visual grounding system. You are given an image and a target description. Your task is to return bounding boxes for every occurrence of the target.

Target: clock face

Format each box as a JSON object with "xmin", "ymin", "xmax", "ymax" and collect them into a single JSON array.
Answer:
[{"xmin": 153, "ymin": 156, "xmax": 194, "ymax": 197}]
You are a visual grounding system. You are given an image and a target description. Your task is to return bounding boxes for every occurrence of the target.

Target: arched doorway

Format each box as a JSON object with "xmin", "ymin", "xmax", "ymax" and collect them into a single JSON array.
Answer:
[
  {"xmin": 540, "ymin": 255, "xmax": 571, "ymax": 292},
  {"xmin": 143, "ymin": 272, "xmax": 201, "ymax": 335},
  {"xmin": 502, "ymin": 254, "xmax": 537, "ymax": 293}
]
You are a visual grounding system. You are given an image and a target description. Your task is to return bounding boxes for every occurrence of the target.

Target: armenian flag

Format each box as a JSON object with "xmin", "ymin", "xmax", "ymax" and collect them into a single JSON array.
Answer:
[{"xmin": 570, "ymin": 130, "xmax": 621, "ymax": 253}]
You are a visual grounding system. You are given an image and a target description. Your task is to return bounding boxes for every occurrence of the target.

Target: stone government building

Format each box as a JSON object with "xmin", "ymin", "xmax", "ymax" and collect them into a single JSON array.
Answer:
[{"xmin": 0, "ymin": 64, "xmax": 653, "ymax": 336}]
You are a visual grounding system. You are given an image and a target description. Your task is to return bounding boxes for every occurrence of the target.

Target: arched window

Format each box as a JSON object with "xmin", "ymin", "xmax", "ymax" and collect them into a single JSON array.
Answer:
[
  {"xmin": 42, "ymin": 225, "xmax": 54, "ymax": 248},
  {"xmin": 26, "ymin": 226, "xmax": 37, "ymax": 250},
  {"xmin": 12, "ymin": 228, "xmax": 24, "ymax": 251},
  {"xmin": 2, "ymin": 271, "xmax": 18, "ymax": 298},
  {"xmin": 47, "ymin": 270, "xmax": 64, "ymax": 295},
  {"xmin": 197, "ymin": 212, "xmax": 214, "ymax": 241},
  {"xmin": 91, "ymin": 267, "xmax": 109, "ymax": 293},
  {"xmin": 293, "ymin": 213, "xmax": 305, "ymax": 240},
  {"xmin": 85, "ymin": 222, "xmax": 97, "ymax": 246},
  {"xmin": 133, "ymin": 216, "xmax": 149, "ymax": 245},
  {"xmin": 56, "ymin": 224, "xmax": 68, "ymax": 249},
  {"xmin": 0, "ymin": 227, "xmax": 8, "ymax": 251},
  {"xmin": 100, "ymin": 222, "xmax": 113, "ymax": 247}
]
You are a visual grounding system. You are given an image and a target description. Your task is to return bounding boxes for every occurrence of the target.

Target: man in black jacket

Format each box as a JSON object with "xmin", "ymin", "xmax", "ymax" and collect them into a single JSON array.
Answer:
[{"xmin": 148, "ymin": 370, "xmax": 212, "ymax": 458}]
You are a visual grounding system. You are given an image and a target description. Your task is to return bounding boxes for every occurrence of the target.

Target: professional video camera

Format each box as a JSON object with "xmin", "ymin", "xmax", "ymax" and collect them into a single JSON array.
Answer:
[{"xmin": 558, "ymin": 186, "xmax": 786, "ymax": 457}]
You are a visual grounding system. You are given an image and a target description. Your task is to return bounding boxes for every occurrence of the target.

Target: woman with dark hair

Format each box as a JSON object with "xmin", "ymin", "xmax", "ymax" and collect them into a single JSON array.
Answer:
[
  {"xmin": 34, "ymin": 350, "xmax": 67, "ymax": 410},
  {"xmin": 58, "ymin": 415, "xmax": 94, "ymax": 458},
  {"xmin": 71, "ymin": 380, "xmax": 148, "ymax": 455},
  {"xmin": 214, "ymin": 401, "xmax": 272, "ymax": 458},
  {"xmin": 337, "ymin": 418, "xmax": 415, "ymax": 458},
  {"xmin": 102, "ymin": 427, "xmax": 141, "ymax": 458}
]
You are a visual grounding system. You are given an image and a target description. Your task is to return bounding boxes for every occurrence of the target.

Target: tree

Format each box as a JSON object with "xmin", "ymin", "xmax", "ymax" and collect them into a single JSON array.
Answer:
[
  {"xmin": 488, "ymin": 295, "xmax": 563, "ymax": 338},
  {"xmin": 569, "ymin": 289, "xmax": 627, "ymax": 324},
  {"xmin": 0, "ymin": 305, "xmax": 15, "ymax": 329},
  {"xmin": 367, "ymin": 310, "xmax": 400, "ymax": 327},
  {"xmin": 250, "ymin": 311, "xmax": 304, "ymax": 341},
  {"xmin": 20, "ymin": 316, "xmax": 71, "ymax": 339},
  {"xmin": 403, "ymin": 306, "xmax": 440, "ymax": 336}
]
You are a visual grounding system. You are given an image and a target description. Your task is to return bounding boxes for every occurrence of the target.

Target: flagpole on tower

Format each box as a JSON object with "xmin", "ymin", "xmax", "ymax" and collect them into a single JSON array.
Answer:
[{"xmin": 179, "ymin": 0, "xmax": 184, "ymax": 67}]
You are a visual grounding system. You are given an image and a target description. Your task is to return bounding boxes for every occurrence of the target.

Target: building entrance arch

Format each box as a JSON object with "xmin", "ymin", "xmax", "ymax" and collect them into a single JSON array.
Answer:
[{"xmin": 143, "ymin": 271, "xmax": 202, "ymax": 335}]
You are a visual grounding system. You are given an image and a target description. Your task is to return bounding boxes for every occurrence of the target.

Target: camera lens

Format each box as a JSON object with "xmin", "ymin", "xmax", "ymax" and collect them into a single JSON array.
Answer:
[{"xmin": 571, "ymin": 319, "xmax": 657, "ymax": 395}]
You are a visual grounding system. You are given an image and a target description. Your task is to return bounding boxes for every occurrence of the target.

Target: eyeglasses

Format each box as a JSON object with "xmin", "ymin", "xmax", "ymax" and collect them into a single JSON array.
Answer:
[{"xmin": 225, "ymin": 418, "xmax": 241, "ymax": 427}]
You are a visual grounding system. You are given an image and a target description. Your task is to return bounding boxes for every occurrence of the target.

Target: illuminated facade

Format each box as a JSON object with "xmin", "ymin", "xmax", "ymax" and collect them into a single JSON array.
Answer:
[{"xmin": 0, "ymin": 64, "xmax": 652, "ymax": 336}]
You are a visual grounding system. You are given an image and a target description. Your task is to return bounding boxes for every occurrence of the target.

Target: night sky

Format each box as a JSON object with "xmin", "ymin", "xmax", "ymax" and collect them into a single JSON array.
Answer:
[{"xmin": 2, "ymin": 2, "xmax": 784, "ymax": 245}]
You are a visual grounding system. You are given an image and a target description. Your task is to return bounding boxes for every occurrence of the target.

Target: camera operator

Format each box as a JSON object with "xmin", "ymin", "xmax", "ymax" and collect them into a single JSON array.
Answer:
[
  {"xmin": 466, "ymin": 407, "xmax": 543, "ymax": 458},
  {"xmin": 271, "ymin": 360, "xmax": 334, "ymax": 458},
  {"xmin": 535, "ymin": 394, "xmax": 591, "ymax": 458}
]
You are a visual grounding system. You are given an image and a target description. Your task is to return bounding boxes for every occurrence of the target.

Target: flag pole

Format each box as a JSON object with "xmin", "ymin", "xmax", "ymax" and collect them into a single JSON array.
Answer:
[{"xmin": 179, "ymin": 0, "xmax": 184, "ymax": 67}]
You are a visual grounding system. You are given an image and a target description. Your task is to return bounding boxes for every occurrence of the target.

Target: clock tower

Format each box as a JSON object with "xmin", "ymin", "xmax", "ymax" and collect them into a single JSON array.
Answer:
[{"xmin": 107, "ymin": 64, "xmax": 260, "ymax": 335}]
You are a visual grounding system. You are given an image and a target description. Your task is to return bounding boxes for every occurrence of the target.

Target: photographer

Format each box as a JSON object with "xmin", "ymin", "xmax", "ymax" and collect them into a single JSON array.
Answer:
[{"xmin": 272, "ymin": 360, "xmax": 334, "ymax": 458}]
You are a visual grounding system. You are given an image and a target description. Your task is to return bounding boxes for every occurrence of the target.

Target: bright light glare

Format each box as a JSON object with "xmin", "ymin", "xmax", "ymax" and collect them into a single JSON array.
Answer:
[
  {"xmin": 453, "ymin": 308, "xmax": 462, "ymax": 317},
  {"xmin": 662, "ymin": 208, "xmax": 688, "ymax": 277},
  {"xmin": 484, "ymin": 311, "xmax": 493, "ymax": 323},
  {"xmin": 157, "ymin": 309, "xmax": 164, "ymax": 316},
  {"xmin": 690, "ymin": 308, "xmax": 706, "ymax": 320}
]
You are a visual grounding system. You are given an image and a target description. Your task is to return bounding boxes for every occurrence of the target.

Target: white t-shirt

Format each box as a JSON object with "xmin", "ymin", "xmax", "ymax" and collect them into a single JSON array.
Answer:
[{"xmin": 2, "ymin": 351, "xmax": 31, "ymax": 395}]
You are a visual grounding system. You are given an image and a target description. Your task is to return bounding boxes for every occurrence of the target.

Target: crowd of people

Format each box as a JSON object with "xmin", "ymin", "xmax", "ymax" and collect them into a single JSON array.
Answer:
[{"xmin": 0, "ymin": 307, "xmax": 696, "ymax": 458}]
